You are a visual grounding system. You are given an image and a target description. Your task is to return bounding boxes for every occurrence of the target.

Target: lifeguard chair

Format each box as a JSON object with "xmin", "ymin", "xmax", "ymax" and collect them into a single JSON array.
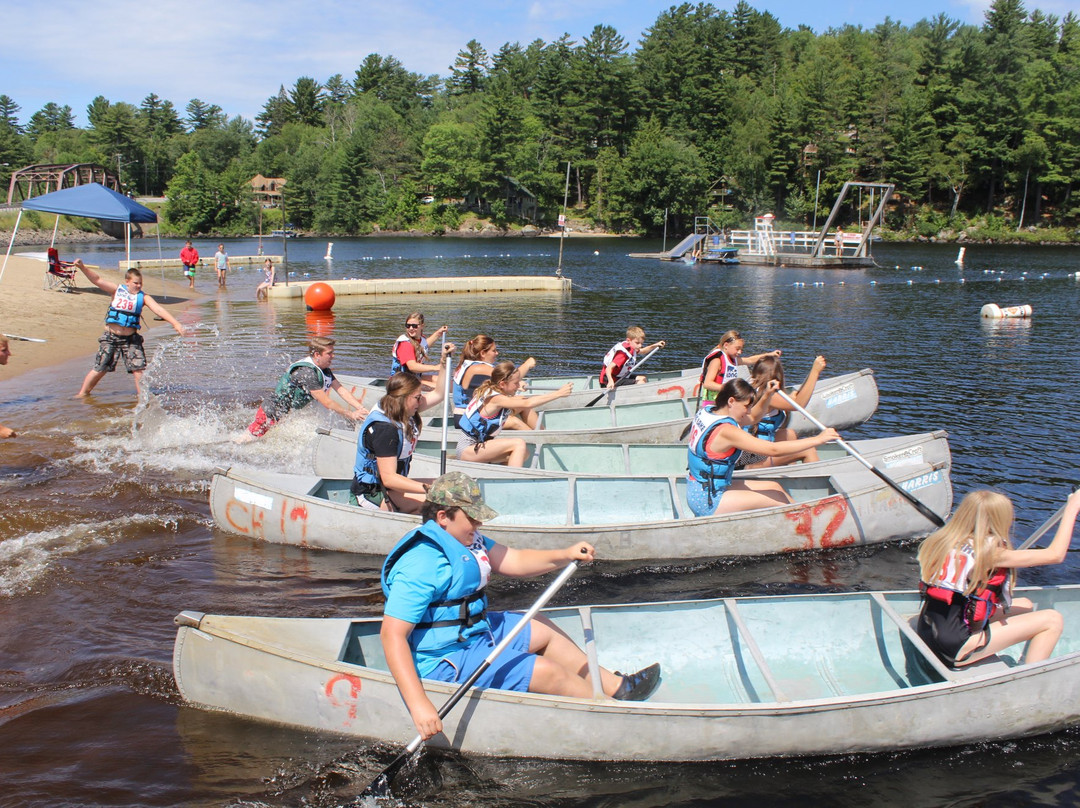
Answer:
[{"xmin": 44, "ymin": 247, "xmax": 77, "ymax": 291}]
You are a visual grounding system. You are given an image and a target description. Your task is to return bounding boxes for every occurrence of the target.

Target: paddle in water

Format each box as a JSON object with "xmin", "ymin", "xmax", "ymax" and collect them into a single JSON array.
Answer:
[
  {"xmin": 357, "ymin": 561, "xmax": 579, "ymax": 801},
  {"xmin": 775, "ymin": 389, "xmax": 946, "ymax": 527},
  {"xmin": 586, "ymin": 344, "xmax": 662, "ymax": 407}
]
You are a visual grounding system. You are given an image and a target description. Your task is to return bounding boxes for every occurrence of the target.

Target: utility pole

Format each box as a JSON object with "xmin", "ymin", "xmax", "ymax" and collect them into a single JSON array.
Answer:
[{"xmin": 556, "ymin": 161, "xmax": 570, "ymax": 277}]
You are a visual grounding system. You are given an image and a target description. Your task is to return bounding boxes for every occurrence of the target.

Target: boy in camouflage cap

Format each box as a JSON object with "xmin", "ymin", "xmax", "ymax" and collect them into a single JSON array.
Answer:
[{"xmin": 379, "ymin": 471, "xmax": 662, "ymax": 742}]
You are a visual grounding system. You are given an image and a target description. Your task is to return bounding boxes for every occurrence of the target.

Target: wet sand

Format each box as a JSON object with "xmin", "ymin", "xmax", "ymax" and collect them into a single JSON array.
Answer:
[{"xmin": 0, "ymin": 254, "xmax": 201, "ymax": 380}]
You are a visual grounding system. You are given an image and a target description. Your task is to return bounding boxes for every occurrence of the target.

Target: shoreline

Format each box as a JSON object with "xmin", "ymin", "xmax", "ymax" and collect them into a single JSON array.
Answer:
[
  {"xmin": 0, "ymin": 255, "xmax": 203, "ymax": 382},
  {"xmin": 4, "ymin": 226, "xmax": 1080, "ymax": 247}
]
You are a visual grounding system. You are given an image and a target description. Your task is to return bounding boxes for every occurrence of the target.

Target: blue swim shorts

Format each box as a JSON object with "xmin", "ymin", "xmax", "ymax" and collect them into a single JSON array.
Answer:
[{"xmin": 427, "ymin": 611, "xmax": 535, "ymax": 692}]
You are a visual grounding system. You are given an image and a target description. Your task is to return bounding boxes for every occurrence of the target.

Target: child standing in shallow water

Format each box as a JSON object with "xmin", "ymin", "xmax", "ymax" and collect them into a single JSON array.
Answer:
[{"xmin": 180, "ymin": 240, "xmax": 198, "ymax": 289}]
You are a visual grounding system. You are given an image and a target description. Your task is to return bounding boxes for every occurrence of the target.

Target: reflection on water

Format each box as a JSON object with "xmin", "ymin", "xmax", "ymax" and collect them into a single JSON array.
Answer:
[{"xmin": 2, "ymin": 238, "xmax": 1080, "ymax": 806}]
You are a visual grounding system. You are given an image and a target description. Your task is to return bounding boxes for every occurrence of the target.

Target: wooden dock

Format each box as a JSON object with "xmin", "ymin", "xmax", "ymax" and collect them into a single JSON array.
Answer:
[{"xmin": 267, "ymin": 275, "xmax": 571, "ymax": 299}]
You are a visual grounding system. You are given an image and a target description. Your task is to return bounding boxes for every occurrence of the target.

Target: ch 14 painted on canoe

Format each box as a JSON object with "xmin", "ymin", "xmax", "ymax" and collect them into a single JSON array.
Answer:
[{"xmin": 210, "ymin": 434, "xmax": 952, "ymax": 562}]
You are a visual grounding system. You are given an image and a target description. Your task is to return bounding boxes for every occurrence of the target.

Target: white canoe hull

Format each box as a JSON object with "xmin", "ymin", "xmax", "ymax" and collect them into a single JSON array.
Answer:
[
  {"xmin": 336, "ymin": 367, "xmax": 879, "ymax": 434},
  {"xmin": 210, "ymin": 444, "xmax": 952, "ymax": 561},
  {"xmin": 173, "ymin": 586, "xmax": 1080, "ymax": 761}
]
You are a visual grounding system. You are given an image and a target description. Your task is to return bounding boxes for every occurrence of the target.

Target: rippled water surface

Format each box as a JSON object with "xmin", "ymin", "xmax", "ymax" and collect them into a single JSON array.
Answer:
[{"xmin": 2, "ymin": 236, "xmax": 1080, "ymax": 807}]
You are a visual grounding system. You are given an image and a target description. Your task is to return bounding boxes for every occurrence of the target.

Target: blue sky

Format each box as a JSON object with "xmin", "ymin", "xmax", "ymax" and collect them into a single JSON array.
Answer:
[{"xmin": 4, "ymin": 0, "xmax": 1067, "ymax": 127}]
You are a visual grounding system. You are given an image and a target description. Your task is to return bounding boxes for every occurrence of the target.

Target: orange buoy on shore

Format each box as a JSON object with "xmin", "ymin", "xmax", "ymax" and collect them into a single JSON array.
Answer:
[
  {"xmin": 305, "ymin": 282, "xmax": 336, "ymax": 311},
  {"xmin": 980, "ymin": 303, "xmax": 1032, "ymax": 319}
]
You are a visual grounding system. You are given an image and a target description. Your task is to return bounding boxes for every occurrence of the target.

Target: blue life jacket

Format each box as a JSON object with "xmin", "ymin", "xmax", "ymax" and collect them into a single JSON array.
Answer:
[
  {"xmin": 381, "ymin": 521, "xmax": 489, "ymax": 647},
  {"xmin": 353, "ymin": 407, "xmax": 413, "ymax": 486},
  {"xmin": 104, "ymin": 284, "xmax": 144, "ymax": 329},
  {"xmin": 686, "ymin": 408, "xmax": 742, "ymax": 506},
  {"xmin": 754, "ymin": 409, "xmax": 787, "ymax": 441},
  {"xmin": 458, "ymin": 391, "xmax": 509, "ymax": 443},
  {"xmin": 453, "ymin": 360, "xmax": 492, "ymax": 410}
]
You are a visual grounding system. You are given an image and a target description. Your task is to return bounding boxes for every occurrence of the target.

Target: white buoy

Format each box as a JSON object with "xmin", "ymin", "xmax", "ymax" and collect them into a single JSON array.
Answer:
[
  {"xmin": 325, "ymin": 242, "xmax": 334, "ymax": 260},
  {"xmin": 593, "ymin": 250, "xmax": 600, "ymax": 256},
  {"xmin": 955, "ymin": 247, "xmax": 966, "ymax": 265},
  {"xmin": 980, "ymin": 303, "xmax": 1033, "ymax": 319}
]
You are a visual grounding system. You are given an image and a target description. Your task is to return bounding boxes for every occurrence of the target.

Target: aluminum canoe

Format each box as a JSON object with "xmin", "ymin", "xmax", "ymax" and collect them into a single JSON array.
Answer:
[
  {"xmin": 173, "ymin": 584, "xmax": 1080, "ymax": 761},
  {"xmin": 318, "ymin": 367, "xmax": 878, "ymax": 461},
  {"xmin": 312, "ymin": 426, "xmax": 948, "ymax": 482},
  {"xmin": 337, "ymin": 366, "xmax": 703, "ymax": 412},
  {"xmin": 209, "ymin": 444, "xmax": 952, "ymax": 561},
  {"xmin": 335, "ymin": 367, "xmax": 879, "ymax": 432}
]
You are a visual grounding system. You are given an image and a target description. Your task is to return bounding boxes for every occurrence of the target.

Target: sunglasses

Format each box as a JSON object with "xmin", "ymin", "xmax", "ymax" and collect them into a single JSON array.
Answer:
[{"xmin": 405, "ymin": 322, "xmax": 421, "ymax": 328}]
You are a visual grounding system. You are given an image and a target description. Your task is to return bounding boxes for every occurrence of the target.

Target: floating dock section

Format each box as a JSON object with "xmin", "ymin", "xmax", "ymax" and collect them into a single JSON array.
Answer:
[
  {"xmin": 267, "ymin": 275, "xmax": 572, "ymax": 299},
  {"xmin": 730, "ymin": 182, "xmax": 894, "ymax": 268},
  {"xmin": 120, "ymin": 255, "xmax": 281, "ymax": 271}
]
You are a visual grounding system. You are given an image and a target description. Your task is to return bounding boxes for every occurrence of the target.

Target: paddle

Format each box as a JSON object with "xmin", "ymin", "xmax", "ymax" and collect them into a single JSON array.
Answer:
[
  {"xmin": 440, "ymin": 330, "xmax": 451, "ymax": 475},
  {"xmin": 775, "ymin": 388, "xmax": 946, "ymax": 528},
  {"xmin": 586, "ymin": 345, "xmax": 662, "ymax": 407},
  {"xmin": 2, "ymin": 333, "xmax": 46, "ymax": 343},
  {"xmin": 1016, "ymin": 488, "xmax": 1080, "ymax": 550},
  {"xmin": 359, "ymin": 561, "xmax": 579, "ymax": 801}
]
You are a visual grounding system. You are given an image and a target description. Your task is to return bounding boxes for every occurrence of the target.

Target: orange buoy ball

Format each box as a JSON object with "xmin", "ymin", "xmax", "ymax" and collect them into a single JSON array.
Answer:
[{"xmin": 305, "ymin": 282, "xmax": 336, "ymax": 311}]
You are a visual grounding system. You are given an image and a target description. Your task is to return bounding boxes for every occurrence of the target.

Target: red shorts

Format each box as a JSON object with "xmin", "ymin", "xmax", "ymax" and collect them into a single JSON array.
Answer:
[{"xmin": 247, "ymin": 406, "xmax": 278, "ymax": 438}]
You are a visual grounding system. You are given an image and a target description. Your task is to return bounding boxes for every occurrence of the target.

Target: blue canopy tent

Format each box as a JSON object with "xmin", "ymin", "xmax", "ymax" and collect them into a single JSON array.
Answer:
[{"xmin": 1, "ymin": 183, "xmax": 165, "ymax": 291}]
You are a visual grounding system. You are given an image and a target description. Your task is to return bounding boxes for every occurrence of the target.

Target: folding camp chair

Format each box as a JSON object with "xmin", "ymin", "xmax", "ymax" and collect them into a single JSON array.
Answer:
[{"xmin": 44, "ymin": 247, "xmax": 77, "ymax": 292}]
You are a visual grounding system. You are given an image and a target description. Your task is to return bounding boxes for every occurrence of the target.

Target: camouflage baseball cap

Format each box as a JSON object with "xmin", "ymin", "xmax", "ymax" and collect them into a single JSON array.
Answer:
[{"xmin": 426, "ymin": 472, "xmax": 498, "ymax": 521}]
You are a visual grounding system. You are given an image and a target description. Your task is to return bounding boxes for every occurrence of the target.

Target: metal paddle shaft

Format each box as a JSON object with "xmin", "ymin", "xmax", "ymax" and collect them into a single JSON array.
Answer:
[
  {"xmin": 359, "ymin": 561, "xmax": 580, "ymax": 800},
  {"xmin": 775, "ymin": 389, "xmax": 946, "ymax": 528},
  {"xmin": 587, "ymin": 345, "xmax": 662, "ymax": 407},
  {"xmin": 1017, "ymin": 488, "xmax": 1080, "ymax": 550},
  {"xmin": 440, "ymin": 331, "xmax": 451, "ymax": 475},
  {"xmin": 2, "ymin": 333, "xmax": 46, "ymax": 343}
]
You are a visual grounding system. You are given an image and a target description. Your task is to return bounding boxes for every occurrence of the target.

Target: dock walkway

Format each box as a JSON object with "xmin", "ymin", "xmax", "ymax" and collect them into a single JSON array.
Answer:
[
  {"xmin": 267, "ymin": 275, "xmax": 571, "ymax": 299},
  {"xmin": 120, "ymin": 255, "xmax": 280, "ymax": 271}
]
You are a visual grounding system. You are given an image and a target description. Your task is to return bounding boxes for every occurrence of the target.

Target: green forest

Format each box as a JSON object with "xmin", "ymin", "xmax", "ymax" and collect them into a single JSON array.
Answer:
[{"xmin": 2, "ymin": 0, "xmax": 1078, "ymax": 240}]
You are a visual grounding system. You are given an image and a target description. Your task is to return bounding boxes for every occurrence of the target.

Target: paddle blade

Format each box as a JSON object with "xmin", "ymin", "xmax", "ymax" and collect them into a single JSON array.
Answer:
[{"xmin": 357, "ymin": 749, "xmax": 412, "ymax": 801}]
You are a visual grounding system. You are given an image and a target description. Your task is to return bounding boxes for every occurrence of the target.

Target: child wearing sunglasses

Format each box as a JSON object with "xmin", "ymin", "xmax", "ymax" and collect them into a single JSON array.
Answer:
[{"xmin": 391, "ymin": 311, "xmax": 448, "ymax": 389}]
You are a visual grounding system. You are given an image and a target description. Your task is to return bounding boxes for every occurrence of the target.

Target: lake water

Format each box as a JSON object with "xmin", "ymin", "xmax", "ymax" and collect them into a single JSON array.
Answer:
[{"xmin": 2, "ymin": 235, "xmax": 1080, "ymax": 807}]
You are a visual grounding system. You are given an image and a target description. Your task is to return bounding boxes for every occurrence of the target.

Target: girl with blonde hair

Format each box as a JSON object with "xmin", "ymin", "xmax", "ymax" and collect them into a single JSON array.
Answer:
[
  {"xmin": 456, "ymin": 360, "xmax": 572, "ymax": 466},
  {"xmin": 916, "ymin": 488, "xmax": 1080, "ymax": 668}
]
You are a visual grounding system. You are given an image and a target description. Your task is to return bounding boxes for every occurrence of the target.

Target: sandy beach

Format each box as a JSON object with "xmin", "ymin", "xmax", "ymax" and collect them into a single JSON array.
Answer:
[{"xmin": 0, "ymin": 253, "xmax": 200, "ymax": 380}]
